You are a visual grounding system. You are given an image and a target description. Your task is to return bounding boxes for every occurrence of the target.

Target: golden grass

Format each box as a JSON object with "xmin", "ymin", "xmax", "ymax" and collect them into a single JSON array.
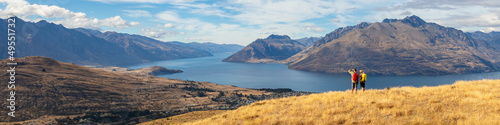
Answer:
[
  {"xmin": 139, "ymin": 110, "xmax": 227, "ymax": 125},
  {"xmin": 182, "ymin": 79, "xmax": 500, "ymax": 125}
]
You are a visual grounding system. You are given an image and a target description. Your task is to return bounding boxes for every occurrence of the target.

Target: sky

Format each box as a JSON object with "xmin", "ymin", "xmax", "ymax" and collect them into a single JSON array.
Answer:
[{"xmin": 0, "ymin": 0, "xmax": 499, "ymax": 45}]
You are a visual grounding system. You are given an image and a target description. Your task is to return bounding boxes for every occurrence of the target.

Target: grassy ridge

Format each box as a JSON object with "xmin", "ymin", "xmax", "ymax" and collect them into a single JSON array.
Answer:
[{"xmin": 185, "ymin": 79, "xmax": 500, "ymax": 124}]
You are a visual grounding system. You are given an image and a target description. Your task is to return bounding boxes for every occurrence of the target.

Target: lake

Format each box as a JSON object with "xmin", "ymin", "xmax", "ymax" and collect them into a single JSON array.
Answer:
[{"xmin": 128, "ymin": 53, "xmax": 500, "ymax": 92}]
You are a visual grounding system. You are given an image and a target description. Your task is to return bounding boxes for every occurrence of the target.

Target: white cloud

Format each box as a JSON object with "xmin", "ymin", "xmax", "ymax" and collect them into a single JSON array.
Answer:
[
  {"xmin": 0, "ymin": 0, "xmax": 80, "ymax": 18},
  {"xmin": 184, "ymin": 37, "xmax": 212, "ymax": 41},
  {"xmin": 123, "ymin": 10, "xmax": 152, "ymax": 17},
  {"xmin": 150, "ymin": 0, "xmax": 353, "ymax": 44},
  {"xmin": 130, "ymin": 21, "xmax": 140, "ymax": 26},
  {"xmin": 155, "ymin": 10, "xmax": 217, "ymax": 31},
  {"xmin": 155, "ymin": 11, "xmax": 185, "ymax": 22},
  {"xmin": 380, "ymin": 0, "xmax": 500, "ymax": 10},
  {"xmin": 140, "ymin": 27, "xmax": 178, "ymax": 38},
  {"xmin": 330, "ymin": 15, "xmax": 356, "ymax": 27},
  {"xmin": 189, "ymin": 7, "xmax": 230, "ymax": 17},
  {"xmin": 153, "ymin": 9, "xmax": 329, "ymax": 45},
  {"xmin": 163, "ymin": 23, "xmax": 175, "ymax": 28},
  {"xmin": 102, "ymin": 16, "xmax": 140, "ymax": 28},
  {"xmin": 133, "ymin": 4, "xmax": 156, "ymax": 8},
  {"xmin": 330, "ymin": 19, "xmax": 341, "ymax": 23},
  {"xmin": 0, "ymin": 0, "xmax": 139, "ymax": 29},
  {"xmin": 172, "ymin": 3, "xmax": 231, "ymax": 17},
  {"xmin": 54, "ymin": 16, "xmax": 139, "ymax": 29},
  {"xmin": 372, "ymin": 0, "xmax": 500, "ymax": 32},
  {"xmin": 303, "ymin": 25, "xmax": 326, "ymax": 32},
  {"xmin": 88, "ymin": 0, "xmax": 198, "ymax": 4},
  {"xmin": 226, "ymin": 0, "xmax": 358, "ymax": 25}
]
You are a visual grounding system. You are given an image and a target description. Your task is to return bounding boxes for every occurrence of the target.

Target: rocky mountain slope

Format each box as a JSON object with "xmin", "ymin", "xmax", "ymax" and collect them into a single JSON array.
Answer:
[
  {"xmin": 286, "ymin": 22, "xmax": 371, "ymax": 64},
  {"xmin": 222, "ymin": 35, "xmax": 306, "ymax": 63},
  {"xmin": 0, "ymin": 17, "xmax": 212, "ymax": 67},
  {"xmin": 0, "ymin": 56, "xmax": 266, "ymax": 123},
  {"xmin": 287, "ymin": 16, "xmax": 499, "ymax": 75}
]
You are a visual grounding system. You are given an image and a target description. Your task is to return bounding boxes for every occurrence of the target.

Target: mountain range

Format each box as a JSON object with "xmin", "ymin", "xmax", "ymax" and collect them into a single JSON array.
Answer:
[
  {"xmin": 466, "ymin": 31, "xmax": 500, "ymax": 50},
  {"xmin": 225, "ymin": 15, "xmax": 499, "ymax": 75},
  {"xmin": 222, "ymin": 35, "xmax": 307, "ymax": 63},
  {"xmin": 287, "ymin": 15, "xmax": 499, "ymax": 75},
  {"xmin": 0, "ymin": 17, "xmax": 242, "ymax": 67},
  {"xmin": 74, "ymin": 28, "xmax": 213, "ymax": 65}
]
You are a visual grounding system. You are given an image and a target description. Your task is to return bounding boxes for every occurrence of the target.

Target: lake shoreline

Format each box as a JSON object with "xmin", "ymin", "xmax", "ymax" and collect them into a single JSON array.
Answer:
[{"xmin": 128, "ymin": 53, "xmax": 500, "ymax": 92}]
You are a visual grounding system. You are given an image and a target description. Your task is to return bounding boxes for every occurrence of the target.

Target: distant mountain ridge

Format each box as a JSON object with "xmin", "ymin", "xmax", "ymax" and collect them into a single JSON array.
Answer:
[
  {"xmin": 75, "ymin": 28, "xmax": 213, "ymax": 64},
  {"xmin": 0, "ymin": 17, "xmax": 212, "ymax": 66},
  {"xmin": 0, "ymin": 18, "xmax": 138, "ymax": 66},
  {"xmin": 287, "ymin": 15, "xmax": 500, "ymax": 75},
  {"xmin": 466, "ymin": 31, "xmax": 500, "ymax": 50},
  {"xmin": 170, "ymin": 42, "xmax": 244, "ymax": 54},
  {"xmin": 222, "ymin": 34, "xmax": 306, "ymax": 63}
]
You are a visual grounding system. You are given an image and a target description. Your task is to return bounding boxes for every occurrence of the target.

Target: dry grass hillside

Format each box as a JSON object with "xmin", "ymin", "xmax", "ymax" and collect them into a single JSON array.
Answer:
[
  {"xmin": 139, "ymin": 110, "xmax": 227, "ymax": 125},
  {"xmin": 0, "ymin": 56, "xmax": 267, "ymax": 124},
  {"xmin": 184, "ymin": 79, "xmax": 500, "ymax": 125}
]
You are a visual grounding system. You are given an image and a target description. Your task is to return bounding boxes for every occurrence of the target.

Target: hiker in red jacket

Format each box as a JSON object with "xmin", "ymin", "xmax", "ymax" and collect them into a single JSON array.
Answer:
[{"xmin": 348, "ymin": 69, "xmax": 359, "ymax": 93}]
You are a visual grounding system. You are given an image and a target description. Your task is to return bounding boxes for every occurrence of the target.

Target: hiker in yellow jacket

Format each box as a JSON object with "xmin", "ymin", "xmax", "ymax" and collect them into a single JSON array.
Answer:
[{"xmin": 359, "ymin": 70, "xmax": 367, "ymax": 92}]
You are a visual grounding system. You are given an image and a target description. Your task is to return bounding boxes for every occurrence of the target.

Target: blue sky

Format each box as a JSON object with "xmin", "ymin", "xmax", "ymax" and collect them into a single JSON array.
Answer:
[{"xmin": 1, "ymin": 0, "xmax": 499, "ymax": 45}]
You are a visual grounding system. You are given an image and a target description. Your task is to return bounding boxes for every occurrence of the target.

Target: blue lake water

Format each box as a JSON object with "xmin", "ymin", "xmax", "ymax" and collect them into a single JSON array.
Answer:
[{"xmin": 128, "ymin": 53, "xmax": 500, "ymax": 92}]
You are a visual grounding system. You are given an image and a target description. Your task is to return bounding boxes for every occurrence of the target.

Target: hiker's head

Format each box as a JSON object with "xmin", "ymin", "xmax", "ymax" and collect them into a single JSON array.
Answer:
[
  {"xmin": 354, "ymin": 68, "xmax": 357, "ymax": 72},
  {"xmin": 360, "ymin": 70, "xmax": 363, "ymax": 73}
]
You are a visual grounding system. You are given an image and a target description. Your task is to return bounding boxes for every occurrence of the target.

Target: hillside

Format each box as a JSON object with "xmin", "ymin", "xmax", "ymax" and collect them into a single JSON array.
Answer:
[
  {"xmin": 0, "ymin": 56, "xmax": 267, "ymax": 124},
  {"xmin": 287, "ymin": 15, "xmax": 500, "ymax": 75},
  {"xmin": 0, "ymin": 17, "xmax": 212, "ymax": 67},
  {"xmin": 223, "ymin": 35, "xmax": 306, "ymax": 63},
  {"xmin": 185, "ymin": 79, "xmax": 500, "ymax": 124}
]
